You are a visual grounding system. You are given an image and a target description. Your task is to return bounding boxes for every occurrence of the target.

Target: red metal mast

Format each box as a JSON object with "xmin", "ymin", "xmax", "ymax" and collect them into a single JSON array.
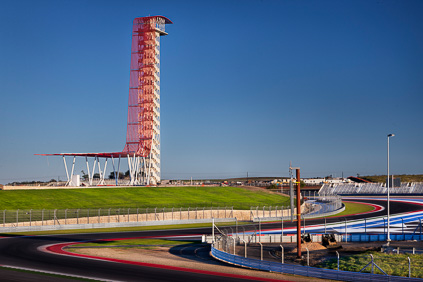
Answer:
[{"xmin": 123, "ymin": 16, "xmax": 172, "ymax": 157}]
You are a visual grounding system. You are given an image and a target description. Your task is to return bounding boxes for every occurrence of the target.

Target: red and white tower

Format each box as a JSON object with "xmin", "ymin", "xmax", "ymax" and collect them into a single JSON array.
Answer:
[
  {"xmin": 123, "ymin": 16, "xmax": 172, "ymax": 185},
  {"xmin": 37, "ymin": 16, "xmax": 172, "ymax": 186}
]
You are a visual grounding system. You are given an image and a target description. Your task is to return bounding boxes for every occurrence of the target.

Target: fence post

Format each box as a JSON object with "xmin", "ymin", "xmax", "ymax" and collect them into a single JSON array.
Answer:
[
  {"xmin": 259, "ymin": 218, "xmax": 261, "ymax": 242},
  {"xmin": 336, "ymin": 251, "xmax": 340, "ymax": 270},
  {"xmin": 365, "ymin": 218, "xmax": 367, "ymax": 235},
  {"xmin": 324, "ymin": 217, "xmax": 327, "ymax": 234},
  {"xmin": 236, "ymin": 217, "xmax": 238, "ymax": 241},
  {"xmin": 244, "ymin": 240, "xmax": 247, "ymax": 258},
  {"xmin": 402, "ymin": 218, "xmax": 404, "ymax": 237},
  {"xmin": 250, "ymin": 206, "xmax": 252, "ymax": 221},
  {"xmin": 306, "ymin": 247, "xmax": 309, "ymax": 266},
  {"xmin": 408, "ymin": 257, "xmax": 411, "ymax": 278},
  {"xmin": 259, "ymin": 242, "xmax": 263, "ymax": 260},
  {"xmin": 280, "ymin": 245, "xmax": 284, "ymax": 264},
  {"xmin": 383, "ymin": 217, "xmax": 386, "ymax": 238},
  {"xmin": 232, "ymin": 236, "xmax": 236, "ymax": 255},
  {"xmin": 344, "ymin": 218, "xmax": 347, "ymax": 242}
]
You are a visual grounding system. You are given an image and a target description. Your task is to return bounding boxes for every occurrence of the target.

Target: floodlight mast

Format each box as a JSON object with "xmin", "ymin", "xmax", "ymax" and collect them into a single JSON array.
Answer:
[
  {"xmin": 387, "ymin": 133, "xmax": 395, "ymax": 244},
  {"xmin": 295, "ymin": 167, "xmax": 301, "ymax": 258}
]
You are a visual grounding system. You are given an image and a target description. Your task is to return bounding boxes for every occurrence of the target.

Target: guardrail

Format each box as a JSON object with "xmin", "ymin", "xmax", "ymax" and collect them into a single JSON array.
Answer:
[
  {"xmin": 252, "ymin": 197, "xmax": 344, "ymax": 222},
  {"xmin": 211, "ymin": 246, "xmax": 420, "ymax": 281}
]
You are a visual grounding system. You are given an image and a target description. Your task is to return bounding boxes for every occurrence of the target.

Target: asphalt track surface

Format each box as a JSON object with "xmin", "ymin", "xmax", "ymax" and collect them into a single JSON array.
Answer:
[{"xmin": 0, "ymin": 197, "xmax": 421, "ymax": 282}]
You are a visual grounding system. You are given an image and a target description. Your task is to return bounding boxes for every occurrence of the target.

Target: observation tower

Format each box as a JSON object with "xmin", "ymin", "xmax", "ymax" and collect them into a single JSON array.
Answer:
[{"xmin": 37, "ymin": 16, "xmax": 172, "ymax": 186}]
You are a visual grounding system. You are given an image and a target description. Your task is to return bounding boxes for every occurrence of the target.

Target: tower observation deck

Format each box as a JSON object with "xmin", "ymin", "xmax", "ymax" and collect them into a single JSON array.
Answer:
[{"xmin": 36, "ymin": 16, "xmax": 172, "ymax": 186}]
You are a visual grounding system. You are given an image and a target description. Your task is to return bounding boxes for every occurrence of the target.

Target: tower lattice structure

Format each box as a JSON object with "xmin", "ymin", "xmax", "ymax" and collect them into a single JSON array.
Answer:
[{"xmin": 123, "ymin": 16, "xmax": 171, "ymax": 185}]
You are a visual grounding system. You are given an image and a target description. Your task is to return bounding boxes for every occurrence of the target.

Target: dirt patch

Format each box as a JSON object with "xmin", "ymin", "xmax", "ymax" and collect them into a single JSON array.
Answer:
[
  {"xmin": 67, "ymin": 244, "xmax": 331, "ymax": 282},
  {"xmin": 292, "ymin": 242, "xmax": 327, "ymax": 253}
]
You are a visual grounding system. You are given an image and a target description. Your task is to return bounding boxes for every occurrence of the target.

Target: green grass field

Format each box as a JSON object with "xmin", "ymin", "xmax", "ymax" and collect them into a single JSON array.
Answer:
[
  {"xmin": 330, "ymin": 202, "xmax": 375, "ymax": 217},
  {"xmin": 318, "ymin": 251, "xmax": 423, "ymax": 278},
  {"xmin": 0, "ymin": 186, "xmax": 289, "ymax": 210}
]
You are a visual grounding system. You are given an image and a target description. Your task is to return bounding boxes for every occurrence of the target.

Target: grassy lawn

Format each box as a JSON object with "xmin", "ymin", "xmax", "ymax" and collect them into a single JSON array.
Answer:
[
  {"xmin": 0, "ymin": 186, "xmax": 289, "ymax": 210},
  {"xmin": 317, "ymin": 251, "xmax": 423, "ymax": 278},
  {"xmin": 330, "ymin": 202, "xmax": 375, "ymax": 217}
]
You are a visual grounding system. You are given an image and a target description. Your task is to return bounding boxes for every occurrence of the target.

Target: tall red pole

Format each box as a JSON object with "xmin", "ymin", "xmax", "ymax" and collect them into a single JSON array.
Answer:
[{"xmin": 296, "ymin": 168, "xmax": 301, "ymax": 258}]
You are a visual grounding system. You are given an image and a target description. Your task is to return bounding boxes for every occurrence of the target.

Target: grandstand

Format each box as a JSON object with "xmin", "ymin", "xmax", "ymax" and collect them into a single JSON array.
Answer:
[{"xmin": 319, "ymin": 182, "xmax": 423, "ymax": 195}]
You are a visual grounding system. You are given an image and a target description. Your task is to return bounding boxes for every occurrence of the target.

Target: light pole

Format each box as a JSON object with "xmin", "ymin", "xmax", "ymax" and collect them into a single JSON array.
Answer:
[{"xmin": 387, "ymin": 133, "xmax": 395, "ymax": 244}]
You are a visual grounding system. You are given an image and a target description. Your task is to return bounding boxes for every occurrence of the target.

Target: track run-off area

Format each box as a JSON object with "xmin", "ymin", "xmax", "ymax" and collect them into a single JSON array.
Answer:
[{"xmin": 0, "ymin": 196, "xmax": 422, "ymax": 281}]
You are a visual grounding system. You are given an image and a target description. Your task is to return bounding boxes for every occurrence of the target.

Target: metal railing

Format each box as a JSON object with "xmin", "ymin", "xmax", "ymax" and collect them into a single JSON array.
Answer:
[{"xmin": 211, "ymin": 247, "xmax": 420, "ymax": 281}]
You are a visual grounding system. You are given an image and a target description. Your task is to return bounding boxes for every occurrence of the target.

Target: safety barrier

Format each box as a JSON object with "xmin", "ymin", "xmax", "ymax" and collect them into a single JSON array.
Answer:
[{"xmin": 211, "ymin": 246, "xmax": 420, "ymax": 281}]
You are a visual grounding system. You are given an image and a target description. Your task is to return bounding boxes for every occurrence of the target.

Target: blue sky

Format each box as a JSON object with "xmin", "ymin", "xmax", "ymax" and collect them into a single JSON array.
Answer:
[{"xmin": 0, "ymin": 0, "xmax": 422, "ymax": 184}]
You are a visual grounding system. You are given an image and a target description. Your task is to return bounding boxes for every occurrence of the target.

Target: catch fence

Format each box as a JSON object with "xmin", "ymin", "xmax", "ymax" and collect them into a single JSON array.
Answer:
[
  {"xmin": 0, "ymin": 206, "xmax": 239, "ymax": 228},
  {"xmin": 210, "ymin": 224, "xmax": 422, "ymax": 281}
]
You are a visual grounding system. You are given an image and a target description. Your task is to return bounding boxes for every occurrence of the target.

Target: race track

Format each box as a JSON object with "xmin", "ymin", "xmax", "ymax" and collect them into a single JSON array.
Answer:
[{"xmin": 0, "ymin": 197, "xmax": 422, "ymax": 281}]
